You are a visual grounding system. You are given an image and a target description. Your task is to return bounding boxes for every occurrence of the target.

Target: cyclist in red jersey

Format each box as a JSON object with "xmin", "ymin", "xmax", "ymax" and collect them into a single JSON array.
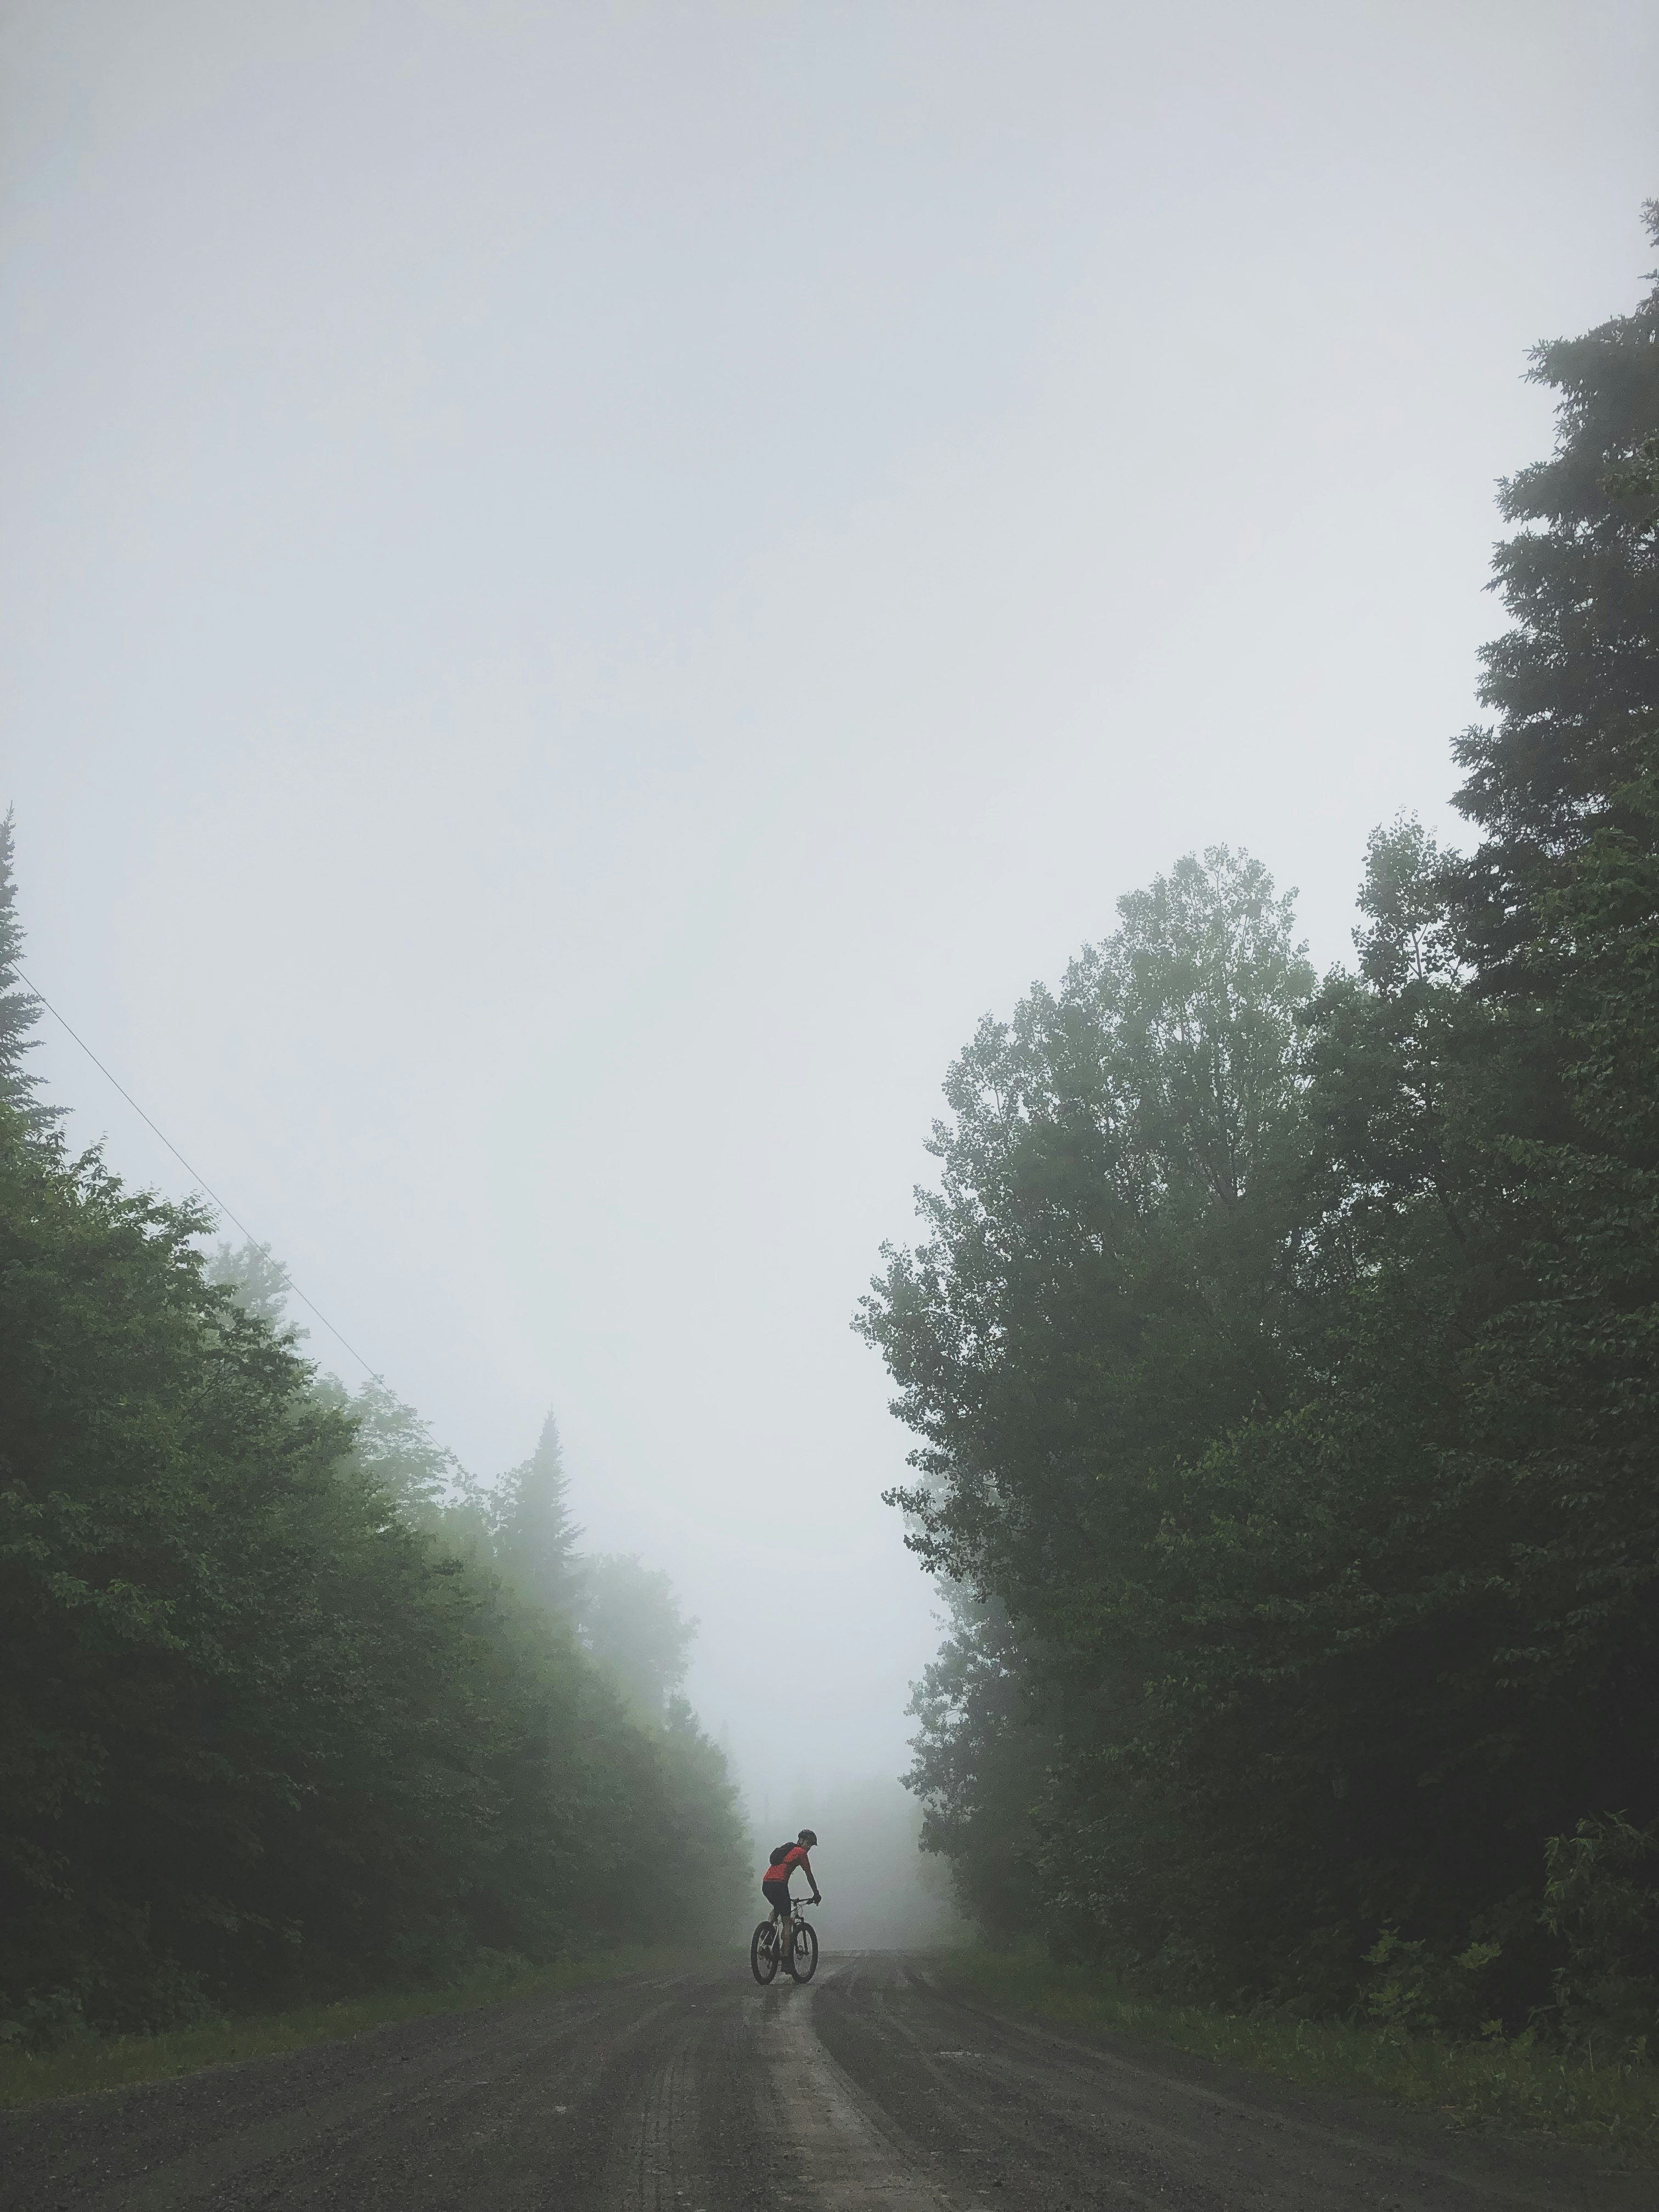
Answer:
[{"xmin": 761, "ymin": 1827, "xmax": 820, "ymax": 1942}]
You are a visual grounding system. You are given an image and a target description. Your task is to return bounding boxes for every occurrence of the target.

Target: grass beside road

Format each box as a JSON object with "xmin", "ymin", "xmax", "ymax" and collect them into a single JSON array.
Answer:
[
  {"xmin": 0, "ymin": 1948, "xmax": 712, "ymax": 2111},
  {"xmin": 933, "ymin": 1949, "xmax": 1659, "ymax": 2157}
]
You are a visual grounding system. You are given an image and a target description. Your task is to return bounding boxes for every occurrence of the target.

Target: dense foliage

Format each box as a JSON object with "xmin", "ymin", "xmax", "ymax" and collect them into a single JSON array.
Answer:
[
  {"xmin": 0, "ymin": 932, "xmax": 747, "ymax": 2044},
  {"xmin": 868, "ymin": 207, "xmax": 1659, "ymax": 2040}
]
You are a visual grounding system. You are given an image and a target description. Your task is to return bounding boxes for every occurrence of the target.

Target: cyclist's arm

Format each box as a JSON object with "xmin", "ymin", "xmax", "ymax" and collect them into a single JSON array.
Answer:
[{"xmin": 802, "ymin": 1852, "xmax": 821, "ymax": 1903}]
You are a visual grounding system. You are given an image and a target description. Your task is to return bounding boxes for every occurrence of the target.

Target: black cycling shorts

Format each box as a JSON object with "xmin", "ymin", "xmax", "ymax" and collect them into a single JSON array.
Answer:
[{"xmin": 761, "ymin": 1878, "xmax": 792, "ymax": 1916}]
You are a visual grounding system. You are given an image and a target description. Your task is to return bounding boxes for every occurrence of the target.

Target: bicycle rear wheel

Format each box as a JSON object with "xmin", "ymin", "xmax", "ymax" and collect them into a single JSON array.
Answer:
[
  {"xmin": 787, "ymin": 1919, "xmax": 819, "ymax": 1983},
  {"xmin": 749, "ymin": 1919, "xmax": 780, "ymax": 1985}
]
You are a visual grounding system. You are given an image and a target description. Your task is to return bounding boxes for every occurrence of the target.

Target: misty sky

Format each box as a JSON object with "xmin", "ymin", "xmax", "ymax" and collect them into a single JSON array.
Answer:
[{"xmin": 3, "ymin": 2, "xmax": 1656, "ymax": 1812}]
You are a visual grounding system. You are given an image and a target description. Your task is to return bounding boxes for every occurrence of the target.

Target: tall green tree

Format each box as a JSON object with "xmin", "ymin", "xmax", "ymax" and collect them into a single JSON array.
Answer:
[
  {"xmin": 861, "ymin": 849, "xmax": 1329, "ymax": 1992},
  {"xmin": 1451, "ymin": 200, "xmax": 1659, "ymax": 981},
  {"xmin": 0, "ymin": 811, "xmax": 56, "ymax": 1131},
  {"xmin": 861, "ymin": 845, "xmax": 1314, "ymax": 1655},
  {"xmin": 491, "ymin": 1411, "xmax": 583, "ymax": 1613}
]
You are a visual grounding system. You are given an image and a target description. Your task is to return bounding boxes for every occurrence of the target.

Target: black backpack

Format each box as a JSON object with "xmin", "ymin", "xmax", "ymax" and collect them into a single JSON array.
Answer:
[{"xmin": 768, "ymin": 1841, "xmax": 797, "ymax": 1867}]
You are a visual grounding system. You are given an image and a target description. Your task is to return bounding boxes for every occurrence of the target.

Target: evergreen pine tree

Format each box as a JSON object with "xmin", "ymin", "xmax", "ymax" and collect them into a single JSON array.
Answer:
[
  {"xmin": 1451, "ymin": 201, "xmax": 1659, "ymax": 979},
  {"xmin": 0, "ymin": 811, "xmax": 57, "ymax": 1131},
  {"xmin": 492, "ymin": 1411, "xmax": 583, "ymax": 1612}
]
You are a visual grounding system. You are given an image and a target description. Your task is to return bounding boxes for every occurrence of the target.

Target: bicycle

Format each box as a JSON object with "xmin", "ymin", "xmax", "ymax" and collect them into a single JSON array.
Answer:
[{"xmin": 749, "ymin": 1896, "xmax": 819, "ymax": 1985}]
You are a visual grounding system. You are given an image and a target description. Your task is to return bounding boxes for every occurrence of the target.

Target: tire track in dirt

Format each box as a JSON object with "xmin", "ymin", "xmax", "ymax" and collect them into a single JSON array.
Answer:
[{"xmin": 764, "ymin": 1964, "xmax": 978, "ymax": 2211}]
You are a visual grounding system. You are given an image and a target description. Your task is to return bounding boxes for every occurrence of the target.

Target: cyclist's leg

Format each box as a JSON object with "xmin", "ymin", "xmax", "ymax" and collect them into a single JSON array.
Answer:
[{"xmin": 761, "ymin": 1881, "xmax": 789, "ymax": 1943}]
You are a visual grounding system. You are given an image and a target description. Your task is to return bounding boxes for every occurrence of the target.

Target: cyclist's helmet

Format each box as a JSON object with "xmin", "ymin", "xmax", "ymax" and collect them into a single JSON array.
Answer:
[{"xmin": 798, "ymin": 1829, "xmax": 818, "ymax": 1847}]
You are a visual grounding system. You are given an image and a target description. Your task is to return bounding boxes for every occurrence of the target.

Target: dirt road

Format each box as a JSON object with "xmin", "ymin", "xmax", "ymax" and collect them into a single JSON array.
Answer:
[{"xmin": 0, "ymin": 1954, "xmax": 1647, "ymax": 2210}]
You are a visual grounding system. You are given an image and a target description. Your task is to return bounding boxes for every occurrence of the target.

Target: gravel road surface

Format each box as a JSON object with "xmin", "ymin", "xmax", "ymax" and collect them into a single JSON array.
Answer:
[{"xmin": 1, "ymin": 1954, "xmax": 1649, "ymax": 2210}]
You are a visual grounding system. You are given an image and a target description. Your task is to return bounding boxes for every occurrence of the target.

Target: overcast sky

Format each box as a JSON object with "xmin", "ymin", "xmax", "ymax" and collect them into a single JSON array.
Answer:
[{"xmin": 3, "ymin": 1, "xmax": 1656, "ymax": 1809}]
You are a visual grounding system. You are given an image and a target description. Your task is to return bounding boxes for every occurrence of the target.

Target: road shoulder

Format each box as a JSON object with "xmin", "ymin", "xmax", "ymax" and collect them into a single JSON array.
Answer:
[{"xmin": 912, "ymin": 1956, "xmax": 1656, "ymax": 2209}]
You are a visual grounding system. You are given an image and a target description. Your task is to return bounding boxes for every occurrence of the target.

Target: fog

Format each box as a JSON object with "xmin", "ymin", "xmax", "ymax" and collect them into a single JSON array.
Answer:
[{"xmin": 2, "ymin": 2, "xmax": 1654, "ymax": 1852}]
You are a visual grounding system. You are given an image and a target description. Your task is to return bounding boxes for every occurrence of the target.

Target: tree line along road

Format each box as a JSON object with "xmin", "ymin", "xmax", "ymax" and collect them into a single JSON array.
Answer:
[{"xmin": 0, "ymin": 1954, "xmax": 1647, "ymax": 2211}]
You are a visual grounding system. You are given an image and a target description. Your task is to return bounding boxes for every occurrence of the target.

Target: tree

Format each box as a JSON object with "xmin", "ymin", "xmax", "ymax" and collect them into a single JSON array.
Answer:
[
  {"xmin": 1450, "ymin": 200, "xmax": 1659, "ymax": 982},
  {"xmin": 491, "ymin": 1412, "xmax": 583, "ymax": 1614},
  {"xmin": 861, "ymin": 845, "xmax": 1314, "ymax": 1648},
  {"xmin": 329, "ymin": 1375, "xmax": 465, "ymax": 1527},
  {"xmin": 0, "ymin": 812, "xmax": 56, "ymax": 1131},
  {"xmin": 205, "ymin": 1238, "xmax": 301, "ymax": 1334}
]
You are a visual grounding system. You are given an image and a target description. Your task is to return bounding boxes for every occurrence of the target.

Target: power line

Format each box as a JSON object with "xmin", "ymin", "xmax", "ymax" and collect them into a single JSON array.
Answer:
[{"xmin": 19, "ymin": 969, "xmax": 383, "ymax": 1381}]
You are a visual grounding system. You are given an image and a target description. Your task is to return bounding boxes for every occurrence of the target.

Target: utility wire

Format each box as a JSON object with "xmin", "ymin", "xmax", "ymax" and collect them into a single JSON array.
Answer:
[{"xmin": 19, "ymin": 969, "xmax": 383, "ymax": 1381}]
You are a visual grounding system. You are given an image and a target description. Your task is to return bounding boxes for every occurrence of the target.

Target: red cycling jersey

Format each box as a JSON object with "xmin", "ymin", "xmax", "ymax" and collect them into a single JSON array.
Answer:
[{"xmin": 765, "ymin": 1846, "xmax": 811, "ymax": 1888}]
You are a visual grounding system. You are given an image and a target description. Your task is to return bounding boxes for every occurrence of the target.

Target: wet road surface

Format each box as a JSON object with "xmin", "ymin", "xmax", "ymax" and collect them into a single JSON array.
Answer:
[{"xmin": 0, "ymin": 1954, "xmax": 1649, "ymax": 2210}]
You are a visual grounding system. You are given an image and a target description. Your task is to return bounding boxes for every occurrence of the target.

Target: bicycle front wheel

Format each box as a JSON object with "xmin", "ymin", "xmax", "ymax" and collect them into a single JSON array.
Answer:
[
  {"xmin": 788, "ymin": 1919, "xmax": 819, "ymax": 1983},
  {"xmin": 749, "ymin": 1920, "xmax": 780, "ymax": 1985}
]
